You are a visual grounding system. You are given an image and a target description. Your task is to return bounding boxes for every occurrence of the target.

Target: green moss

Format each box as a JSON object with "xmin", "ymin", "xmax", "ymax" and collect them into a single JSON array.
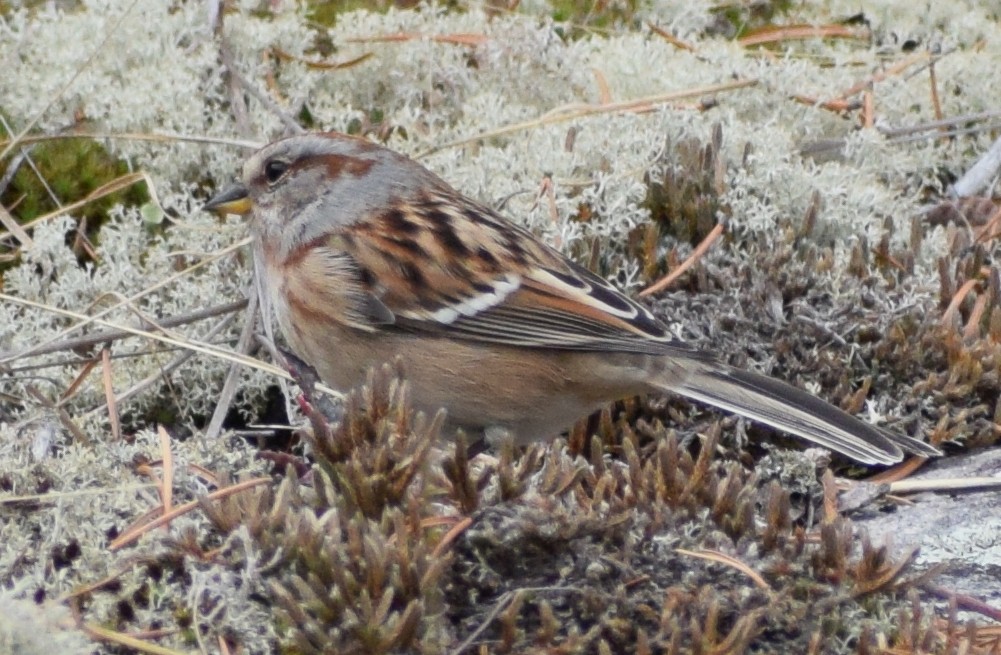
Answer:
[
  {"xmin": 307, "ymin": 0, "xmax": 421, "ymax": 28},
  {"xmin": 711, "ymin": 0, "xmax": 797, "ymax": 40},
  {"xmin": 548, "ymin": 0, "xmax": 642, "ymax": 29},
  {"xmin": 1, "ymin": 137, "xmax": 148, "ymax": 244}
]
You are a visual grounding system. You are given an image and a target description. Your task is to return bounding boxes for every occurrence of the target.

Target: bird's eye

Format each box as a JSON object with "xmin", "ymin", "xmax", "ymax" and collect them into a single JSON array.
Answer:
[{"xmin": 263, "ymin": 159, "xmax": 288, "ymax": 184}]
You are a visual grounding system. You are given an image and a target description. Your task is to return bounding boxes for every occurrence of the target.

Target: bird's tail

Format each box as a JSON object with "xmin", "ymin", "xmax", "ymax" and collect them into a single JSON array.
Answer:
[{"xmin": 662, "ymin": 361, "xmax": 940, "ymax": 465}]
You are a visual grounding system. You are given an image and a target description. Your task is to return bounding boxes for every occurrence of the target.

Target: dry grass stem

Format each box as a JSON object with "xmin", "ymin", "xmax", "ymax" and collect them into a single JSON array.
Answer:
[
  {"xmin": 639, "ymin": 222, "xmax": 725, "ymax": 296},
  {"xmin": 419, "ymin": 79, "xmax": 758, "ymax": 157}
]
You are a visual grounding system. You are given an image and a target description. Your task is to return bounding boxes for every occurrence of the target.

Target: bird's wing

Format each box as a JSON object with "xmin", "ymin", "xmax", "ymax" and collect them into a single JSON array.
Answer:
[{"xmin": 339, "ymin": 189, "xmax": 689, "ymax": 356}]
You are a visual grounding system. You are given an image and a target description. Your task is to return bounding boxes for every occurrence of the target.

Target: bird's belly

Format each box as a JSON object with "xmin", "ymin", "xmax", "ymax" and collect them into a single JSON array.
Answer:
[{"xmin": 275, "ymin": 306, "xmax": 649, "ymax": 443}]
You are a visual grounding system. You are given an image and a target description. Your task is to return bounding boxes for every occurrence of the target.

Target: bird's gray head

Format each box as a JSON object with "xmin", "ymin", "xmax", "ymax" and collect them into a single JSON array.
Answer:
[{"xmin": 206, "ymin": 132, "xmax": 442, "ymax": 260}]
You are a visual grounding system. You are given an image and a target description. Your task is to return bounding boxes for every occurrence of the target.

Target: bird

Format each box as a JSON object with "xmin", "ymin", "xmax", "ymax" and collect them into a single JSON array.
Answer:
[{"xmin": 204, "ymin": 132, "xmax": 939, "ymax": 465}]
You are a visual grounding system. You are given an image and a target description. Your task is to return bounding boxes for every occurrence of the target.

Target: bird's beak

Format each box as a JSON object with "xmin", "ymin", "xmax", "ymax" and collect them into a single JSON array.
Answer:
[{"xmin": 204, "ymin": 184, "xmax": 252, "ymax": 216}]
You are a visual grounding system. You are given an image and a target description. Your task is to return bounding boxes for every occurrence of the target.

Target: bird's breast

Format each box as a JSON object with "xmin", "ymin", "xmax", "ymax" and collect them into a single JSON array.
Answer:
[{"xmin": 258, "ymin": 239, "xmax": 373, "ymax": 361}]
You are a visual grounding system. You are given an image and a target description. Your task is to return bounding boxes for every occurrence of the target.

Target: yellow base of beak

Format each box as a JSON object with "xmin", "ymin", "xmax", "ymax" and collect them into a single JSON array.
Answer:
[{"xmin": 204, "ymin": 184, "xmax": 251, "ymax": 216}]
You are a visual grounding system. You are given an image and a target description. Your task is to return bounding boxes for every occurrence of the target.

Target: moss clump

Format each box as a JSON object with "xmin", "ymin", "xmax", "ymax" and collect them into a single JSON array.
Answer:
[
  {"xmin": 1, "ymin": 138, "xmax": 147, "ymax": 225},
  {"xmin": 307, "ymin": 0, "xmax": 424, "ymax": 29},
  {"xmin": 145, "ymin": 360, "xmax": 964, "ymax": 653},
  {"xmin": 0, "ymin": 137, "xmax": 148, "ymax": 266},
  {"xmin": 548, "ymin": 0, "xmax": 643, "ymax": 32},
  {"xmin": 634, "ymin": 124, "xmax": 732, "ymax": 287},
  {"xmin": 199, "ymin": 361, "xmax": 451, "ymax": 654},
  {"xmin": 709, "ymin": 0, "xmax": 798, "ymax": 40},
  {"xmin": 442, "ymin": 425, "xmax": 935, "ymax": 653}
]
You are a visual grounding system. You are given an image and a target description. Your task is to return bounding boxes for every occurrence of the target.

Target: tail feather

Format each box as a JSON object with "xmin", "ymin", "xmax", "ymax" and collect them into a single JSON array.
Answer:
[{"xmin": 670, "ymin": 364, "xmax": 940, "ymax": 465}]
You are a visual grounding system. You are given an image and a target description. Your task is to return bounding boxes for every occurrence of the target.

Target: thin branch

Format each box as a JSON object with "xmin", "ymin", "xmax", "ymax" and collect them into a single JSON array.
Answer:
[
  {"xmin": 0, "ymin": 299, "xmax": 247, "ymax": 363},
  {"xmin": 418, "ymin": 79, "xmax": 757, "ymax": 157},
  {"xmin": 449, "ymin": 587, "xmax": 584, "ymax": 655},
  {"xmin": 217, "ymin": 38, "xmax": 303, "ymax": 135},
  {"xmin": 675, "ymin": 548, "xmax": 774, "ymax": 593},
  {"xmin": 204, "ymin": 289, "xmax": 259, "ymax": 440},
  {"xmin": 0, "ymin": 292, "xmax": 281, "ymax": 380},
  {"xmin": 639, "ymin": 222, "xmax": 725, "ymax": 297},
  {"xmin": 108, "ymin": 476, "xmax": 271, "ymax": 551},
  {"xmin": 25, "ymin": 384, "xmax": 90, "ymax": 445},
  {"xmin": 0, "ymin": 203, "xmax": 33, "ymax": 248},
  {"xmin": 100, "ymin": 346, "xmax": 121, "ymax": 441},
  {"xmin": 78, "ymin": 310, "xmax": 239, "ymax": 421},
  {"xmin": 0, "ymin": 131, "xmax": 260, "ymax": 150},
  {"xmin": 878, "ymin": 110, "xmax": 1001, "ymax": 138},
  {"xmin": 0, "ymin": 238, "xmax": 250, "ymax": 363},
  {"xmin": 951, "ymin": 135, "xmax": 1001, "ymax": 198}
]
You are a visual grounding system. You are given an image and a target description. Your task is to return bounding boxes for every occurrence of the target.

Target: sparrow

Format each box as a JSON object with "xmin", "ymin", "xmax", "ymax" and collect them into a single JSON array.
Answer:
[{"xmin": 205, "ymin": 132, "xmax": 939, "ymax": 464}]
